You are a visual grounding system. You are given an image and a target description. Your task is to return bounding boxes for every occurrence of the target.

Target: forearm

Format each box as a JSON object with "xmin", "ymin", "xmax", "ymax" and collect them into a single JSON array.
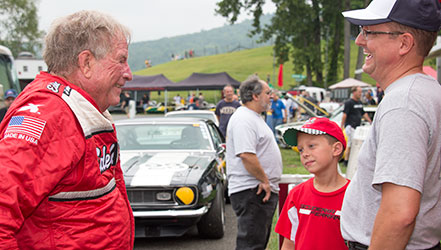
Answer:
[
  {"xmin": 369, "ymin": 183, "xmax": 420, "ymax": 250},
  {"xmin": 363, "ymin": 113, "xmax": 372, "ymax": 123},
  {"xmin": 341, "ymin": 114, "xmax": 347, "ymax": 128},
  {"xmin": 239, "ymin": 153, "xmax": 269, "ymax": 184},
  {"xmin": 281, "ymin": 237, "xmax": 295, "ymax": 250}
]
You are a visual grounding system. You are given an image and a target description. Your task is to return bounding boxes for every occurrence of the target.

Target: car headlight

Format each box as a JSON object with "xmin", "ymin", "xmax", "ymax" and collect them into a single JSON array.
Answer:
[{"xmin": 175, "ymin": 187, "xmax": 195, "ymax": 205}]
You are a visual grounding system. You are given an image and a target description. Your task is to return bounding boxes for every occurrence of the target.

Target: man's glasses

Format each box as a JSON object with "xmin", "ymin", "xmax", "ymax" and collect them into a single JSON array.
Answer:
[{"xmin": 359, "ymin": 26, "xmax": 404, "ymax": 40}]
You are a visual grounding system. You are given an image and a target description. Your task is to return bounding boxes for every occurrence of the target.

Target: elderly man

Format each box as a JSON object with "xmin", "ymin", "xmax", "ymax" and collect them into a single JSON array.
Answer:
[
  {"xmin": 226, "ymin": 75, "xmax": 283, "ymax": 250},
  {"xmin": 0, "ymin": 11, "xmax": 134, "ymax": 249},
  {"xmin": 341, "ymin": 0, "xmax": 441, "ymax": 250}
]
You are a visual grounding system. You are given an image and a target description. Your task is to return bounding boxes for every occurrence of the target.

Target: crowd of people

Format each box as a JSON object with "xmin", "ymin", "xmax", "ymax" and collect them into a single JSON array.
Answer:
[{"xmin": 1, "ymin": 0, "xmax": 440, "ymax": 249}]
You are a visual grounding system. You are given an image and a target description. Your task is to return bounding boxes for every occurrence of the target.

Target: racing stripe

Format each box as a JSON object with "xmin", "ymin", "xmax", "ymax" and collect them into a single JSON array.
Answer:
[
  {"xmin": 130, "ymin": 153, "xmax": 189, "ymax": 186},
  {"xmin": 48, "ymin": 178, "xmax": 116, "ymax": 201}
]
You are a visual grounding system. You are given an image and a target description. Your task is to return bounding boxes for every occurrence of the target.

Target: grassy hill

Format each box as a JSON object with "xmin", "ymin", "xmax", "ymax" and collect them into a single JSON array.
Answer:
[{"xmin": 133, "ymin": 41, "xmax": 377, "ymax": 104}]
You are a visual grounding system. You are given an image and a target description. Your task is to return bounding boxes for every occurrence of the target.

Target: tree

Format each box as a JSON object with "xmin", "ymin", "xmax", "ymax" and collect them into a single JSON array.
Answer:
[
  {"xmin": 0, "ymin": 0, "xmax": 44, "ymax": 57},
  {"xmin": 216, "ymin": 0, "xmax": 367, "ymax": 87}
]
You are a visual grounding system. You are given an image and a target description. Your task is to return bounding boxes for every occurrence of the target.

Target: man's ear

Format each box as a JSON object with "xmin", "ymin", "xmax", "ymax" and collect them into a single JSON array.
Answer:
[
  {"xmin": 398, "ymin": 33, "xmax": 415, "ymax": 56},
  {"xmin": 77, "ymin": 50, "xmax": 95, "ymax": 79}
]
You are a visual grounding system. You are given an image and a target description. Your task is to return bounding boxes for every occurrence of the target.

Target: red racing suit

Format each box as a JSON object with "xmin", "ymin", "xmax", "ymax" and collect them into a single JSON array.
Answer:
[{"xmin": 0, "ymin": 72, "xmax": 134, "ymax": 249}]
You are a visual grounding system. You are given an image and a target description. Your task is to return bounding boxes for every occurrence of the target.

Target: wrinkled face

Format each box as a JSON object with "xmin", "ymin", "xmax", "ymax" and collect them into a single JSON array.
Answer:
[
  {"xmin": 256, "ymin": 82, "xmax": 272, "ymax": 112},
  {"xmin": 223, "ymin": 86, "xmax": 234, "ymax": 101},
  {"xmin": 297, "ymin": 133, "xmax": 336, "ymax": 175},
  {"xmin": 87, "ymin": 36, "xmax": 132, "ymax": 112},
  {"xmin": 356, "ymin": 23, "xmax": 402, "ymax": 83}
]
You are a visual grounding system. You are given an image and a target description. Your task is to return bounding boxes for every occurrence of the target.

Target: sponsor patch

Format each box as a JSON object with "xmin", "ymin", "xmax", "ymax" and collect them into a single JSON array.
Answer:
[
  {"xmin": 18, "ymin": 103, "xmax": 42, "ymax": 114},
  {"xmin": 63, "ymin": 86, "xmax": 72, "ymax": 96},
  {"xmin": 4, "ymin": 116, "xmax": 46, "ymax": 144},
  {"xmin": 47, "ymin": 81, "xmax": 61, "ymax": 93}
]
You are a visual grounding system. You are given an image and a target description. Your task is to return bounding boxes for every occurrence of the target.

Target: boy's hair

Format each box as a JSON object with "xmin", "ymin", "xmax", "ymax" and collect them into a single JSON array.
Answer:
[{"xmin": 324, "ymin": 134, "xmax": 345, "ymax": 160}]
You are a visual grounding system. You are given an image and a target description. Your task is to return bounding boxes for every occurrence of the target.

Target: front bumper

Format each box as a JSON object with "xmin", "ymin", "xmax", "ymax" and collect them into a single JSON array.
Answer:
[
  {"xmin": 133, "ymin": 206, "xmax": 208, "ymax": 218},
  {"xmin": 133, "ymin": 206, "xmax": 209, "ymax": 237}
]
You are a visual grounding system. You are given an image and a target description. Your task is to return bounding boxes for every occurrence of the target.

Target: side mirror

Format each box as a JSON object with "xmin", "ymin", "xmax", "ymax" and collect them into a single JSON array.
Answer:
[{"xmin": 217, "ymin": 144, "xmax": 226, "ymax": 154}]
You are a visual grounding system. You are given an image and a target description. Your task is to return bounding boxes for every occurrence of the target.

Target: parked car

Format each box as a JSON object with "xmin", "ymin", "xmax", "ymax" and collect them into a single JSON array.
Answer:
[
  {"xmin": 165, "ymin": 110, "xmax": 219, "ymax": 126},
  {"xmin": 145, "ymin": 102, "xmax": 175, "ymax": 113},
  {"xmin": 115, "ymin": 117, "xmax": 226, "ymax": 239}
]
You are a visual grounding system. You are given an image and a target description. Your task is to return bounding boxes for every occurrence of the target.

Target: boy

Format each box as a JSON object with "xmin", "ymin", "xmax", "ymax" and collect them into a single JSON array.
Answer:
[{"xmin": 275, "ymin": 117, "xmax": 349, "ymax": 250}]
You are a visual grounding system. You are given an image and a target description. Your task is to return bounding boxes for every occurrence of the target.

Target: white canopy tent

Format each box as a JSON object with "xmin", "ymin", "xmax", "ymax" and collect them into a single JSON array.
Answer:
[{"xmin": 328, "ymin": 78, "xmax": 371, "ymax": 89}]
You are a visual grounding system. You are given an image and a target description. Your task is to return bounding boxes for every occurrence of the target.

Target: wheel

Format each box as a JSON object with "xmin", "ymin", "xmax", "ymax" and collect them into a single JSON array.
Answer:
[{"xmin": 197, "ymin": 184, "xmax": 225, "ymax": 239}]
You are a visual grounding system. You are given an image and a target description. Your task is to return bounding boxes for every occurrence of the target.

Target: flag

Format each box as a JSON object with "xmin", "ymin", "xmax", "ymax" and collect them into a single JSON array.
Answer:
[
  {"xmin": 5, "ymin": 116, "xmax": 46, "ymax": 139},
  {"xmin": 278, "ymin": 64, "xmax": 283, "ymax": 87}
]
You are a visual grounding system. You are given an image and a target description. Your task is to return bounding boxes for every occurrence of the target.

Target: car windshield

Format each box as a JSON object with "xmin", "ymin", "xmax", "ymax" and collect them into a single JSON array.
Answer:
[{"xmin": 116, "ymin": 123, "xmax": 212, "ymax": 151}]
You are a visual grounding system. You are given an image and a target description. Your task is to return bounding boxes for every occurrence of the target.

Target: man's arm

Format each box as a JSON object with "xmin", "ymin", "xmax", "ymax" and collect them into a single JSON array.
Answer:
[
  {"xmin": 363, "ymin": 113, "xmax": 372, "ymax": 123},
  {"xmin": 283, "ymin": 108, "xmax": 287, "ymax": 123},
  {"xmin": 239, "ymin": 152, "xmax": 271, "ymax": 202},
  {"xmin": 369, "ymin": 183, "xmax": 420, "ymax": 250},
  {"xmin": 281, "ymin": 237, "xmax": 295, "ymax": 250},
  {"xmin": 341, "ymin": 113, "xmax": 347, "ymax": 129}
]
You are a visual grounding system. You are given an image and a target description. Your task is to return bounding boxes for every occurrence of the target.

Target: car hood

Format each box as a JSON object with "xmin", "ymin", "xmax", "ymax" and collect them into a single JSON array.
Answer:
[{"xmin": 120, "ymin": 151, "xmax": 216, "ymax": 187}]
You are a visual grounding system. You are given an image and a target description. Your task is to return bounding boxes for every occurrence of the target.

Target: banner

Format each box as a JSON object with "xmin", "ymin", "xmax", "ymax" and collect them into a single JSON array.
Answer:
[{"xmin": 278, "ymin": 64, "xmax": 283, "ymax": 87}]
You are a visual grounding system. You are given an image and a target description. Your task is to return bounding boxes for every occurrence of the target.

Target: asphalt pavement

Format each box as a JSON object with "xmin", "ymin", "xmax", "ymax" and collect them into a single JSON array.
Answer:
[{"xmin": 133, "ymin": 204, "xmax": 237, "ymax": 250}]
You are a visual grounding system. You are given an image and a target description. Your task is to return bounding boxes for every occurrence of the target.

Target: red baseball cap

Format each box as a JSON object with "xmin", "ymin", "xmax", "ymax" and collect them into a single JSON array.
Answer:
[{"xmin": 283, "ymin": 117, "xmax": 346, "ymax": 149}]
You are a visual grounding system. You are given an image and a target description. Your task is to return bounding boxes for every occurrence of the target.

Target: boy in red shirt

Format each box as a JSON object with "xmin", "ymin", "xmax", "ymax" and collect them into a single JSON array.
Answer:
[{"xmin": 276, "ymin": 117, "xmax": 349, "ymax": 250}]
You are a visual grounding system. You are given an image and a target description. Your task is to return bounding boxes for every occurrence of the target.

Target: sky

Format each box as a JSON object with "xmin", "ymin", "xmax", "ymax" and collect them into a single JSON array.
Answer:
[{"xmin": 38, "ymin": 0, "xmax": 276, "ymax": 42}]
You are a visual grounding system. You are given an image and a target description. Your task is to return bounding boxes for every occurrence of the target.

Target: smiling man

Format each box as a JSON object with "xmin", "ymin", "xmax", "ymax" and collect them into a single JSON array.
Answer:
[
  {"xmin": 0, "ymin": 11, "xmax": 134, "ymax": 249},
  {"xmin": 341, "ymin": 0, "xmax": 441, "ymax": 250}
]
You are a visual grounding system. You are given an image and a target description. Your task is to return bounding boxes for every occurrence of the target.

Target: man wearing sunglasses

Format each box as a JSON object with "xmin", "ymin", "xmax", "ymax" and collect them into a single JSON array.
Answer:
[{"xmin": 341, "ymin": 0, "xmax": 441, "ymax": 249}]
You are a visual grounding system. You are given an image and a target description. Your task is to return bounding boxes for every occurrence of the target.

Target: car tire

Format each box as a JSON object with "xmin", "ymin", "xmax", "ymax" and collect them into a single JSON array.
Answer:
[{"xmin": 197, "ymin": 184, "xmax": 225, "ymax": 239}]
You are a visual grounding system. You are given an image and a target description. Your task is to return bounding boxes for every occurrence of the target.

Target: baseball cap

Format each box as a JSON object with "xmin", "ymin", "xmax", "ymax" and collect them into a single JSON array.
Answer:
[
  {"xmin": 342, "ymin": 0, "xmax": 441, "ymax": 32},
  {"xmin": 283, "ymin": 117, "xmax": 347, "ymax": 150},
  {"xmin": 4, "ymin": 89, "xmax": 18, "ymax": 99}
]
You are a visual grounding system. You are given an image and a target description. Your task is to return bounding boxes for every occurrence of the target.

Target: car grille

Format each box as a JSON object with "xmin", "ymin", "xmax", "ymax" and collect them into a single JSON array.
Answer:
[{"xmin": 127, "ymin": 188, "xmax": 177, "ymax": 206}]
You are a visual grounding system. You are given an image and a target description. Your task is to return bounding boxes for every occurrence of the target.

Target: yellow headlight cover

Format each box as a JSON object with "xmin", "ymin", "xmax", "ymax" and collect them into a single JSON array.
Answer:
[{"xmin": 176, "ymin": 187, "xmax": 195, "ymax": 205}]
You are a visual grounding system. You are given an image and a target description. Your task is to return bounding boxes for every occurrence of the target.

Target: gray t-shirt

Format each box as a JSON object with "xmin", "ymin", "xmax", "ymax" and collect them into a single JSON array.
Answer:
[
  {"xmin": 341, "ymin": 74, "xmax": 441, "ymax": 249},
  {"xmin": 226, "ymin": 106, "xmax": 283, "ymax": 195}
]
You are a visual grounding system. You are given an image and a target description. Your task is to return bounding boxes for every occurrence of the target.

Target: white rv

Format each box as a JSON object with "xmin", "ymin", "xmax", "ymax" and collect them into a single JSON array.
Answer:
[
  {"xmin": 15, "ymin": 52, "xmax": 47, "ymax": 89},
  {"xmin": 0, "ymin": 45, "xmax": 20, "ymax": 104}
]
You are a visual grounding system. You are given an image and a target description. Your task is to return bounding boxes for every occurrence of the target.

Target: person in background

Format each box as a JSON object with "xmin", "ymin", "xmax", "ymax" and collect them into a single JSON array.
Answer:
[
  {"xmin": 276, "ymin": 117, "xmax": 349, "ymax": 250},
  {"xmin": 270, "ymin": 91, "xmax": 287, "ymax": 138},
  {"xmin": 0, "ymin": 89, "xmax": 18, "ymax": 122},
  {"xmin": 173, "ymin": 93, "xmax": 181, "ymax": 105},
  {"xmin": 281, "ymin": 94, "xmax": 297, "ymax": 123},
  {"xmin": 198, "ymin": 92, "xmax": 204, "ymax": 108},
  {"xmin": 376, "ymin": 86, "xmax": 384, "ymax": 104},
  {"xmin": 364, "ymin": 90, "xmax": 377, "ymax": 105},
  {"xmin": 215, "ymin": 84, "xmax": 241, "ymax": 137},
  {"xmin": 120, "ymin": 91, "xmax": 133, "ymax": 117},
  {"xmin": 141, "ymin": 93, "xmax": 150, "ymax": 114},
  {"xmin": 340, "ymin": 86, "xmax": 371, "ymax": 164},
  {"xmin": 226, "ymin": 75, "xmax": 282, "ymax": 250},
  {"xmin": 0, "ymin": 10, "xmax": 134, "ymax": 249},
  {"xmin": 341, "ymin": 0, "xmax": 441, "ymax": 249}
]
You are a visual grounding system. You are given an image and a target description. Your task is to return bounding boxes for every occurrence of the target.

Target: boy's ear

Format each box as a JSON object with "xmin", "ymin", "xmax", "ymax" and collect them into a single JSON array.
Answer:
[{"xmin": 332, "ymin": 141, "xmax": 344, "ymax": 157}]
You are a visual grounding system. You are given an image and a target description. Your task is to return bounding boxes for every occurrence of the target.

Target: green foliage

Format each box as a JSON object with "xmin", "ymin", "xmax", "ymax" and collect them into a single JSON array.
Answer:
[
  {"xmin": 216, "ymin": 0, "xmax": 349, "ymax": 86},
  {"xmin": 136, "ymin": 42, "xmax": 376, "ymax": 105},
  {"xmin": 0, "ymin": 0, "xmax": 44, "ymax": 57}
]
